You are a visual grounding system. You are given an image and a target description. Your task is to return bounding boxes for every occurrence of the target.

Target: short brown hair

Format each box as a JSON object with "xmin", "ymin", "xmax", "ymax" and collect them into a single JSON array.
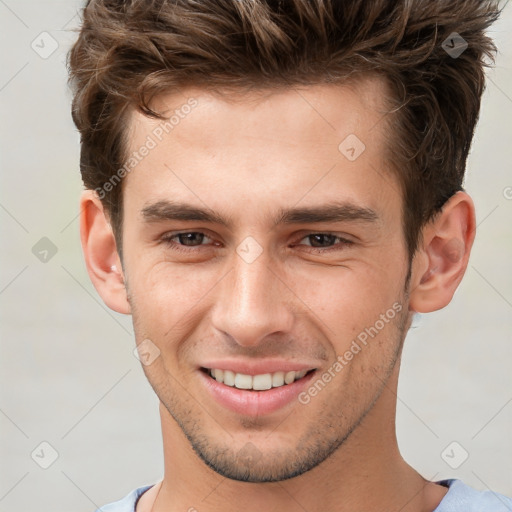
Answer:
[{"xmin": 67, "ymin": 0, "xmax": 500, "ymax": 259}]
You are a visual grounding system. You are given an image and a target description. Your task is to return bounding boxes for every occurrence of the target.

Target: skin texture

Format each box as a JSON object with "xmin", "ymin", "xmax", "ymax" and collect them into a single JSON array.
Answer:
[{"xmin": 80, "ymin": 79, "xmax": 475, "ymax": 512}]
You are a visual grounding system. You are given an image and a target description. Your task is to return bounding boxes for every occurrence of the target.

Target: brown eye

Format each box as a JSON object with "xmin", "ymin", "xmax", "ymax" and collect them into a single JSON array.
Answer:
[
  {"xmin": 173, "ymin": 232, "xmax": 207, "ymax": 246},
  {"xmin": 160, "ymin": 231, "xmax": 214, "ymax": 253},
  {"xmin": 305, "ymin": 234, "xmax": 338, "ymax": 248},
  {"xmin": 299, "ymin": 233, "xmax": 354, "ymax": 252}
]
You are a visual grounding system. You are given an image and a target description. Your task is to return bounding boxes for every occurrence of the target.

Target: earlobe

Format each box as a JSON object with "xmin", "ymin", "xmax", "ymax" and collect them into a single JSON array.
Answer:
[
  {"xmin": 409, "ymin": 191, "xmax": 476, "ymax": 313},
  {"xmin": 79, "ymin": 190, "xmax": 131, "ymax": 315}
]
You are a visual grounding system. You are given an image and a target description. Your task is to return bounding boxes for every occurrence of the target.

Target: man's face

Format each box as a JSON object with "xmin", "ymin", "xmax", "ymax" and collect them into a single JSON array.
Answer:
[{"xmin": 120, "ymin": 80, "xmax": 412, "ymax": 482}]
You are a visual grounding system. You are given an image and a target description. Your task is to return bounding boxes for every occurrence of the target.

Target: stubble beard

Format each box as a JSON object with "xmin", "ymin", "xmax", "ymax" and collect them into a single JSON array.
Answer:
[{"xmin": 128, "ymin": 262, "xmax": 413, "ymax": 483}]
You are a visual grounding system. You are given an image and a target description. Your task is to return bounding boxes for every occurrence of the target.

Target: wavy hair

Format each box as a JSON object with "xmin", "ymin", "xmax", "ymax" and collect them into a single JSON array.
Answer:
[{"xmin": 67, "ymin": 0, "xmax": 501, "ymax": 258}]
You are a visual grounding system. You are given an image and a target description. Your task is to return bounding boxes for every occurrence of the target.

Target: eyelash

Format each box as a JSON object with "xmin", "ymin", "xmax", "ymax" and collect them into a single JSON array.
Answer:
[{"xmin": 159, "ymin": 231, "xmax": 354, "ymax": 254}]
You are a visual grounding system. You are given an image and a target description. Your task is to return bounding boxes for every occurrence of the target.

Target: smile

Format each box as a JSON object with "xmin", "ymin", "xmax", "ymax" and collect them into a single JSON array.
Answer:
[
  {"xmin": 199, "ymin": 366, "xmax": 318, "ymax": 416},
  {"xmin": 202, "ymin": 367, "xmax": 315, "ymax": 391}
]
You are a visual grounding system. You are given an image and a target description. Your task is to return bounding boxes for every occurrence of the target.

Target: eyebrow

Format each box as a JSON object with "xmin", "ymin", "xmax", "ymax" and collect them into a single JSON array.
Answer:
[{"xmin": 141, "ymin": 200, "xmax": 379, "ymax": 228}]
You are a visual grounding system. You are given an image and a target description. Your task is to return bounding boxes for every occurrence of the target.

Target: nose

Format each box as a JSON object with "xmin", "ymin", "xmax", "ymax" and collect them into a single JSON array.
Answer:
[{"xmin": 210, "ymin": 246, "xmax": 295, "ymax": 348}]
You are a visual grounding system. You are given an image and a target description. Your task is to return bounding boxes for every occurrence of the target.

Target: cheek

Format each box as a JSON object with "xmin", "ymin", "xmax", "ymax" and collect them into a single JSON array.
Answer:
[
  {"xmin": 127, "ymin": 243, "xmax": 407, "ymax": 343},
  {"xmin": 129, "ymin": 262, "xmax": 222, "ymax": 332},
  {"xmin": 327, "ymin": 303, "xmax": 406, "ymax": 401},
  {"xmin": 291, "ymin": 262, "xmax": 405, "ymax": 333}
]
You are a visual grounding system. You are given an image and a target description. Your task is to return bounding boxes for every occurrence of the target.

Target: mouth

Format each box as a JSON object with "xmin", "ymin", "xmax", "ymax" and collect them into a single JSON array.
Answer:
[
  {"xmin": 200, "ymin": 367, "xmax": 317, "ymax": 391},
  {"xmin": 198, "ymin": 366, "xmax": 318, "ymax": 416}
]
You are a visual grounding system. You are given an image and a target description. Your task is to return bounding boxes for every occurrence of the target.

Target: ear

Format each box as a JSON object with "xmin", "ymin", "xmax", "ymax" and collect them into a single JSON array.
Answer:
[
  {"xmin": 409, "ymin": 191, "xmax": 476, "ymax": 313},
  {"xmin": 79, "ymin": 190, "xmax": 131, "ymax": 314}
]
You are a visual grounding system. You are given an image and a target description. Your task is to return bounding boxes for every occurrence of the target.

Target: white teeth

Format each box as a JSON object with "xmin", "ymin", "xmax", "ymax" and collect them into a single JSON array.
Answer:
[
  {"xmin": 284, "ymin": 371, "xmax": 296, "ymax": 384},
  {"xmin": 206, "ymin": 368, "xmax": 312, "ymax": 390},
  {"xmin": 234, "ymin": 373, "xmax": 252, "ymax": 389},
  {"xmin": 296, "ymin": 369, "xmax": 307, "ymax": 379},
  {"xmin": 272, "ymin": 371, "xmax": 285, "ymax": 387},
  {"xmin": 223, "ymin": 369, "xmax": 235, "ymax": 386},
  {"xmin": 252, "ymin": 373, "xmax": 272, "ymax": 391}
]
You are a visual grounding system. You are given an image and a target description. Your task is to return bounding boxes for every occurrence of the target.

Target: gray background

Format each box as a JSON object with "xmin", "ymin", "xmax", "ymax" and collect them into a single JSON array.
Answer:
[{"xmin": 0, "ymin": 1, "xmax": 511, "ymax": 511}]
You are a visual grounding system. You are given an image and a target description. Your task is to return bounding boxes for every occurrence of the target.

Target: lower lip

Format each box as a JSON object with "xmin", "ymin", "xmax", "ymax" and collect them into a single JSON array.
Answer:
[{"xmin": 198, "ymin": 369, "xmax": 317, "ymax": 417}]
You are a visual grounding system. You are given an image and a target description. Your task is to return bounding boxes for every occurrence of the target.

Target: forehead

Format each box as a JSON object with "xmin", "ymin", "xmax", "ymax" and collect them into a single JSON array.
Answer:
[
  {"xmin": 131, "ymin": 77, "xmax": 390, "ymax": 147},
  {"xmin": 121, "ymin": 79, "xmax": 401, "ymax": 230}
]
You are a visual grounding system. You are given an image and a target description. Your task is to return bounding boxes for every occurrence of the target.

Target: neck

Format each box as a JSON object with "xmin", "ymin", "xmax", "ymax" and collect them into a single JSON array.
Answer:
[{"xmin": 144, "ymin": 366, "xmax": 447, "ymax": 512}]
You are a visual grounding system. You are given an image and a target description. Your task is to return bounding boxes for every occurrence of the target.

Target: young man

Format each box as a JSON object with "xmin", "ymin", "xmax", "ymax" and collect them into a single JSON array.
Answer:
[{"xmin": 67, "ymin": 1, "xmax": 511, "ymax": 511}]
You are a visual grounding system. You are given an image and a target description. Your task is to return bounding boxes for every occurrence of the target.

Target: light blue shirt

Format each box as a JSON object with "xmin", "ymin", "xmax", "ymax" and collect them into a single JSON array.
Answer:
[{"xmin": 94, "ymin": 479, "xmax": 512, "ymax": 511}]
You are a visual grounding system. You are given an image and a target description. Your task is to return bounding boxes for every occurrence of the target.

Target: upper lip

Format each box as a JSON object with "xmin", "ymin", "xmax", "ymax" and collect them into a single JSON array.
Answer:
[{"xmin": 199, "ymin": 359, "xmax": 318, "ymax": 376}]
